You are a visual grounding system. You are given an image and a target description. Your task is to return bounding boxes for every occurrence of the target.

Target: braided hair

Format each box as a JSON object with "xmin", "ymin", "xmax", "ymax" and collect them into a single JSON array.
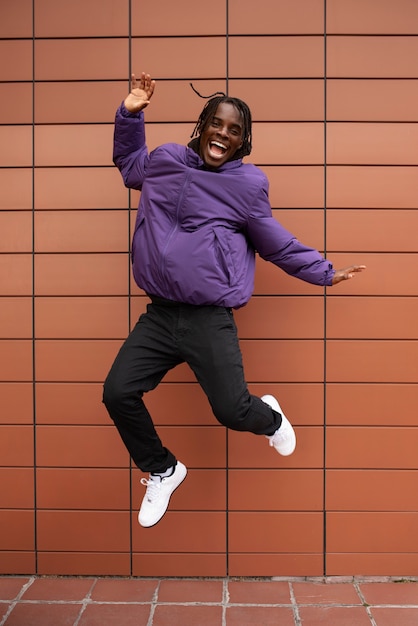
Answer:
[{"xmin": 189, "ymin": 85, "xmax": 252, "ymax": 159}]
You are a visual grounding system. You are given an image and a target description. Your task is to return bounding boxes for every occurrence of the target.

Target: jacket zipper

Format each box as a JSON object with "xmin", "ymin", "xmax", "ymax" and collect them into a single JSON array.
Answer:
[{"xmin": 158, "ymin": 170, "xmax": 191, "ymax": 287}]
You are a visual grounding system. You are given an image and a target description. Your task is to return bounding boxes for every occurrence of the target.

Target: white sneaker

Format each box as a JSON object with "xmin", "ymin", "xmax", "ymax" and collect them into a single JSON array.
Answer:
[
  {"xmin": 138, "ymin": 461, "xmax": 187, "ymax": 528},
  {"xmin": 262, "ymin": 394, "xmax": 296, "ymax": 456}
]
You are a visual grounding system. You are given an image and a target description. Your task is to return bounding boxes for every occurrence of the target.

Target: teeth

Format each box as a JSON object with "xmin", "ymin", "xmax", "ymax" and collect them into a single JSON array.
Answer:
[{"xmin": 211, "ymin": 141, "xmax": 227, "ymax": 150}]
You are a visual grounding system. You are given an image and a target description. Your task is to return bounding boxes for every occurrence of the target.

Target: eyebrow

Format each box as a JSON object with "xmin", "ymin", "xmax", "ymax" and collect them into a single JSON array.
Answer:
[{"xmin": 212, "ymin": 115, "xmax": 243, "ymax": 130}]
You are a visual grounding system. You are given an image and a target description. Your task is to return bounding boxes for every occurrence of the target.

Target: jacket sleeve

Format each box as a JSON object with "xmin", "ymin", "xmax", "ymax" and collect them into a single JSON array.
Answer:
[
  {"xmin": 246, "ymin": 177, "xmax": 335, "ymax": 287},
  {"xmin": 112, "ymin": 103, "xmax": 150, "ymax": 190}
]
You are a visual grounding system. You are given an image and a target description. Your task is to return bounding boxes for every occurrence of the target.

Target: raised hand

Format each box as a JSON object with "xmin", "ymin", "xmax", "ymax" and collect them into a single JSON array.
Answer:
[
  {"xmin": 124, "ymin": 72, "xmax": 156, "ymax": 113},
  {"xmin": 332, "ymin": 265, "xmax": 366, "ymax": 285}
]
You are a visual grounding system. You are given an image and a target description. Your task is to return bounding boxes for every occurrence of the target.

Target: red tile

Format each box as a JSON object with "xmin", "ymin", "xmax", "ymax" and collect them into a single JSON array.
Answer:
[
  {"xmin": 79, "ymin": 603, "xmax": 151, "ymax": 626},
  {"xmin": 327, "ymin": 79, "xmax": 418, "ymax": 122},
  {"xmin": 359, "ymin": 581, "xmax": 418, "ymax": 605},
  {"xmin": 228, "ymin": 580, "xmax": 291, "ymax": 604},
  {"xmin": 0, "ymin": 170, "xmax": 32, "ymax": 210},
  {"xmin": 0, "ymin": 297, "xmax": 32, "ymax": 339},
  {"xmin": 154, "ymin": 605, "xmax": 223, "ymax": 625},
  {"xmin": 0, "ymin": 511, "xmax": 34, "ymax": 551},
  {"xmin": 132, "ymin": 0, "xmax": 225, "ymax": 36},
  {"xmin": 226, "ymin": 606, "xmax": 295, "ymax": 625},
  {"xmin": 326, "ymin": 427, "xmax": 418, "ymax": 469},
  {"xmin": 326, "ymin": 383, "xmax": 418, "ymax": 427},
  {"xmin": 35, "ymin": 39, "xmax": 128, "ymax": 81},
  {"xmin": 229, "ymin": 553, "xmax": 323, "ymax": 577},
  {"xmin": 158, "ymin": 579, "xmax": 223, "ymax": 602},
  {"xmin": 327, "ymin": 552, "xmax": 418, "ymax": 577},
  {"xmin": 132, "ymin": 37, "xmax": 226, "ymax": 80},
  {"xmin": 370, "ymin": 608, "xmax": 418, "ymax": 625},
  {"xmin": 229, "ymin": 37, "xmax": 324, "ymax": 78},
  {"xmin": 327, "ymin": 166, "xmax": 418, "ymax": 209},
  {"xmin": 35, "ymin": 125, "xmax": 113, "ymax": 167},
  {"xmin": 37, "ymin": 552, "xmax": 130, "ymax": 576},
  {"xmin": 298, "ymin": 606, "xmax": 371, "ymax": 625},
  {"xmin": 132, "ymin": 552, "xmax": 226, "ymax": 577},
  {"xmin": 133, "ymin": 512, "xmax": 226, "ymax": 554},
  {"xmin": 230, "ymin": 79, "xmax": 324, "ymax": 121},
  {"xmin": 326, "ymin": 339, "xmax": 418, "ymax": 382},
  {"xmin": 228, "ymin": 469, "xmax": 323, "ymax": 511},
  {"xmin": 0, "ymin": 553, "xmax": 36, "ymax": 575},
  {"xmin": 4, "ymin": 603, "xmax": 81, "ymax": 626},
  {"xmin": 251, "ymin": 123, "xmax": 324, "ymax": 164},
  {"xmin": 0, "ymin": 41, "xmax": 32, "ymax": 81},
  {"xmin": 0, "ymin": 425, "xmax": 33, "ymax": 466},
  {"xmin": 35, "ymin": 81, "xmax": 126, "ymax": 124},
  {"xmin": 235, "ymin": 296, "xmax": 324, "ymax": 339},
  {"xmin": 34, "ymin": 254, "xmax": 129, "ymax": 296},
  {"xmin": 36, "ymin": 383, "xmax": 108, "ymax": 425},
  {"xmin": 229, "ymin": 0, "xmax": 324, "ymax": 34},
  {"xmin": 229, "ymin": 512, "xmax": 323, "ymax": 553},
  {"xmin": 35, "ymin": 167, "xmax": 127, "ymax": 210},
  {"xmin": 0, "ymin": 84, "xmax": 32, "ymax": 124},
  {"xmin": 328, "ymin": 123, "xmax": 418, "ymax": 166},
  {"xmin": 35, "ymin": 297, "xmax": 129, "ymax": 339},
  {"xmin": 22, "ymin": 577, "xmax": 94, "ymax": 600},
  {"xmin": 0, "ymin": 127, "xmax": 32, "ymax": 167},
  {"xmin": 37, "ymin": 511, "xmax": 130, "ymax": 552},
  {"xmin": 0, "ymin": 0, "xmax": 32, "ymax": 37},
  {"xmin": 34, "ymin": 210, "xmax": 129, "ymax": 253},
  {"xmin": 327, "ymin": 210, "xmax": 418, "ymax": 254},
  {"xmin": 36, "ymin": 468, "xmax": 130, "ymax": 509},
  {"xmin": 328, "ymin": 36, "xmax": 418, "ymax": 78},
  {"xmin": 0, "ymin": 383, "xmax": 33, "ymax": 425},
  {"xmin": 36, "ymin": 425, "xmax": 128, "ymax": 467},
  {"xmin": 262, "ymin": 166, "xmax": 324, "ymax": 210},
  {"xmin": 0, "ymin": 255, "xmax": 32, "ymax": 296},
  {"xmin": 35, "ymin": 339, "xmax": 123, "ymax": 382},
  {"xmin": 91, "ymin": 578, "xmax": 158, "ymax": 601},
  {"xmin": 0, "ymin": 577, "xmax": 31, "ymax": 600},
  {"xmin": 0, "ymin": 468, "xmax": 34, "ymax": 508},
  {"xmin": 327, "ymin": 0, "xmax": 418, "ymax": 34},
  {"xmin": 292, "ymin": 581, "xmax": 361, "ymax": 605},
  {"xmin": 0, "ymin": 211, "xmax": 32, "ymax": 252},
  {"xmin": 35, "ymin": 0, "xmax": 129, "ymax": 37}
]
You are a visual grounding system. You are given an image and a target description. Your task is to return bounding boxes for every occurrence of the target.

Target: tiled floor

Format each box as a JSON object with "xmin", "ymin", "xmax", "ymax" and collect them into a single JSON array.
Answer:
[{"xmin": 1, "ymin": 575, "xmax": 418, "ymax": 625}]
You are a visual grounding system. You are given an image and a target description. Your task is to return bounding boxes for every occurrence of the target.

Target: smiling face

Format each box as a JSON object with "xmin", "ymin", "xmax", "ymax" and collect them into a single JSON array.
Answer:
[{"xmin": 199, "ymin": 102, "xmax": 244, "ymax": 168}]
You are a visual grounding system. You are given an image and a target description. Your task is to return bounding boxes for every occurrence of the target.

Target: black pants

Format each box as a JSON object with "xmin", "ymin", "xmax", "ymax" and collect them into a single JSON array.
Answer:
[{"xmin": 103, "ymin": 298, "xmax": 282, "ymax": 473}]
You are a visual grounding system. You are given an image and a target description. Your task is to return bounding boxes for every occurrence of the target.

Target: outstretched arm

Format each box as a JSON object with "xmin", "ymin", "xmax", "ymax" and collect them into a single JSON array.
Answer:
[
  {"xmin": 124, "ymin": 72, "xmax": 156, "ymax": 113},
  {"xmin": 332, "ymin": 265, "xmax": 366, "ymax": 285}
]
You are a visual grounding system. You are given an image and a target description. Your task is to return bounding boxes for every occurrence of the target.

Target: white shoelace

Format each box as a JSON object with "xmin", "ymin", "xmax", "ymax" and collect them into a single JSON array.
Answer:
[{"xmin": 140, "ymin": 477, "xmax": 161, "ymax": 502}]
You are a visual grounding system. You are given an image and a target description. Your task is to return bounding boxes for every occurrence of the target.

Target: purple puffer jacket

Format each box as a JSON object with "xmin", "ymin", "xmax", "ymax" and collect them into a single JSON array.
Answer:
[{"xmin": 113, "ymin": 103, "xmax": 335, "ymax": 308}]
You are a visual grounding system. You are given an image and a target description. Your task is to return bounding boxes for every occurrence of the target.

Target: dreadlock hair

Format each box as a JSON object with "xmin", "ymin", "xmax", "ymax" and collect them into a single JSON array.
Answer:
[{"xmin": 189, "ymin": 87, "xmax": 253, "ymax": 159}]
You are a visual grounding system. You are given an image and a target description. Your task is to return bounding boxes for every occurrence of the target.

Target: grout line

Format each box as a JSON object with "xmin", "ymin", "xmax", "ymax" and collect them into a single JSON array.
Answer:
[
  {"xmin": 0, "ymin": 577, "xmax": 36, "ymax": 626},
  {"xmin": 354, "ymin": 581, "xmax": 379, "ymax": 626},
  {"xmin": 289, "ymin": 582, "xmax": 302, "ymax": 626},
  {"xmin": 146, "ymin": 579, "xmax": 160, "ymax": 626},
  {"xmin": 72, "ymin": 577, "xmax": 98, "ymax": 626}
]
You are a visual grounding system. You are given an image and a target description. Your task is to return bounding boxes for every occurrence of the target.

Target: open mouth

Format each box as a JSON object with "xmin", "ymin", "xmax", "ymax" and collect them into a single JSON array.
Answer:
[{"xmin": 209, "ymin": 141, "xmax": 228, "ymax": 158}]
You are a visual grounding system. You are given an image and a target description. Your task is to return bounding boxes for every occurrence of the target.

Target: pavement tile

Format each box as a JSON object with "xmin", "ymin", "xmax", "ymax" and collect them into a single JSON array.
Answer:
[
  {"xmin": 153, "ymin": 604, "xmax": 223, "ymax": 625},
  {"xmin": 370, "ymin": 607, "xmax": 418, "ymax": 625},
  {"xmin": 78, "ymin": 603, "xmax": 151, "ymax": 626},
  {"xmin": 292, "ymin": 581, "xmax": 362, "ymax": 605},
  {"xmin": 91, "ymin": 578, "xmax": 158, "ymax": 602},
  {"xmin": 0, "ymin": 578, "xmax": 30, "ymax": 601},
  {"xmin": 21, "ymin": 576, "xmax": 95, "ymax": 601},
  {"xmin": 298, "ymin": 605, "xmax": 372, "ymax": 625},
  {"xmin": 226, "ymin": 605, "xmax": 295, "ymax": 625},
  {"xmin": 359, "ymin": 581, "xmax": 418, "ymax": 605},
  {"xmin": 158, "ymin": 579, "xmax": 223, "ymax": 603},
  {"xmin": 3, "ymin": 602, "xmax": 81, "ymax": 626},
  {"xmin": 228, "ymin": 580, "xmax": 291, "ymax": 604}
]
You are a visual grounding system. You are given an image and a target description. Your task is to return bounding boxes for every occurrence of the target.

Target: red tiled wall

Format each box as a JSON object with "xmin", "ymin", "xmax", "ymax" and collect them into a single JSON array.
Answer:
[{"xmin": 1, "ymin": 0, "xmax": 418, "ymax": 577}]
